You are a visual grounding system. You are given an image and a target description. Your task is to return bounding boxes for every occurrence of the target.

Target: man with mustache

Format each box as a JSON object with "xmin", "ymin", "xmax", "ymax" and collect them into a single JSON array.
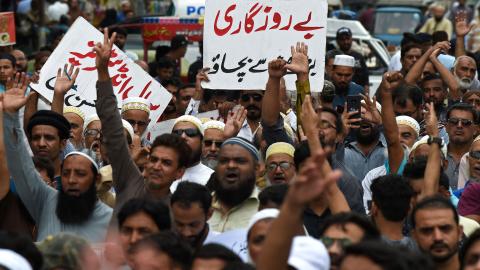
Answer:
[
  {"xmin": 238, "ymin": 90, "xmax": 263, "ymax": 142},
  {"xmin": 171, "ymin": 115, "xmax": 214, "ymax": 191},
  {"xmin": 412, "ymin": 196, "xmax": 463, "ymax": 270},
  {"xmin": 264, "ymin": 142, "xmax": 296, "ymax": 185},
  {"xmin": 445, "ymin": 103, "xmax": 479, "ymax": 190},
  {"xmin": 331, "ymin": 55, "xmax": 364, "ymax": 110},
  {"xmin": 171, "ymin": 182, "xmax": 218, "ymax": 251},
  {"xmin": 201, "ymin": 120, "xmax": 225, "ymax": 170},
  {"xmin": 160, "ymin": 78, "xmax": 180, "ymax": 121},
  {"xmin": 343, "ymin": 97, "xmax": 387, "ymax": 182},
  {"xmin": 94, "ymin": 29, "xmax": 191, "ymax": 226},
  {"xmin": 453, "ymin": 56, "xmax": 477, "ymax": 92},
  {"xmin": 208, "ymin": 137, "xmax": 260, "ymax": 232},
  {"xmin": 418, "ymin": 3, "xmax": 453, "ymax": 39},
  {"xmin": 2, "ymin": 76, "xmax": 112, "ymax": 241}
]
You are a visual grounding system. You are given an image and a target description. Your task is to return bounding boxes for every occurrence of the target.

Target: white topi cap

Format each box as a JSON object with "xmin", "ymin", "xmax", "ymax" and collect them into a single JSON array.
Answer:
[{"xmin": 333, "ymin": 55, "xmax": 355, "ymax": 67}]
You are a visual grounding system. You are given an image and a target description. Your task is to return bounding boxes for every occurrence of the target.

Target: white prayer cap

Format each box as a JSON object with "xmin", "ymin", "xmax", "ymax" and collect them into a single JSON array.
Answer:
[
  {"xmin": 410, "ymin": 135, "xmax": 448, "ymax": 158},
  {"xmin": 83, "ymin": 114, "xmax": 100, "ymax": 132},
  {"xmin": 64, "ymin": 106, "xmax": 86, "ymax": 121},
  {"xmin": 333, "ymin": 55, "xmax": 355, "ymax": 67},
  {"xmin": 247, "ymin": 208, "xmax": 279, "ymax": 233},
  {"xmin": 0, "ymin": 249, "xmax": 32, "ymax": 270},
  {"xmin": 122, "ymin": 97, "xmax": 151, "ymax": 115},
  {"xmin": 203, "ymin": 120, "xmax": 225, "ymax": 132},
  {"xmin": 65, "ymin": 151, "xmax": 99, "ymax": 173},
  {"xmin": 174, "ymin": 115, "xmax": 204, "ymax": 136},
  {"xmin": 122, "ymin": 119, "xmax": 135, "ymax": 142},
  {"xmin": 288, "ymin": 236, "xmax": 330, "ymax": 270},
  {"xmin": 396, "ymin": 116, "xmax": 420, "ymax": 137}
]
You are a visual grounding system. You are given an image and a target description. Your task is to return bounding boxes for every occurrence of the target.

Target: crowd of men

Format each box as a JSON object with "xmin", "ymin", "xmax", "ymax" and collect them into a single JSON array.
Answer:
[{"xmin": 6, "ymin": 0, "xmax": 480, "ymax": 270}]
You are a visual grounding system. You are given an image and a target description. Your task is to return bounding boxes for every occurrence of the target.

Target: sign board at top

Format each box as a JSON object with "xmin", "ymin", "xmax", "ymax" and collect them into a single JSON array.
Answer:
[
  {"xmin": 202, "ymin": 0, "xmax": 327, "ymax": 92},
  {"xmin": 173, "ymin": 0, "xmax": 205, "ymax": 17}
]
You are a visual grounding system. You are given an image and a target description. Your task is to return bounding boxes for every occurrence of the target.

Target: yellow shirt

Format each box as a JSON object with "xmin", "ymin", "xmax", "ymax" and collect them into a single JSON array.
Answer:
[
  {"xmin": 418, "ymin": 18, "xmax": 453, "ymax": 40},
  {"xmin": 208, "ymin": 188, "xmax": 260, "ymax": 233}
]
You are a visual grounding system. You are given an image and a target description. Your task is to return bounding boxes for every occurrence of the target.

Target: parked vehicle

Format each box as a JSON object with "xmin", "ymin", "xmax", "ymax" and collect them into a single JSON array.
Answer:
[
  {"xmin": 374, "ymin": 7, "xmax": 423, "ymax": 47},
  {"xmin": 327, "ymin": 18, "xmax": 391, "ymax": 95}
]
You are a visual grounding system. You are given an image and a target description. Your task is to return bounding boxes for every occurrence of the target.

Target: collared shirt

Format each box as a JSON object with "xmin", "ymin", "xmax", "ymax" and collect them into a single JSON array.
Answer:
[
  {"xmin": 343, "ymin": 138, "xmax": 387, "ymax": 182},
  {"xmin": 170, "ymin": 162, "xmax": 214, "ymax": 193},
  {"xmin": 237, "ymin": 120, "xmax": 260, "ymax": 142},
  {"xmin": 446, "ymin": 150, "xmax": 462, "ymax": 190},
  {"xmin": 209, "ymin": 188, "xmax": 259, "ymax": 233}
]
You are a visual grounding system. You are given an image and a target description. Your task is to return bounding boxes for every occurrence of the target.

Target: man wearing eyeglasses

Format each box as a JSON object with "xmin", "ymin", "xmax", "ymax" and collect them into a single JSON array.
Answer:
[
  {"xmin": 237, "ymin": 90, "xmax": 263, "ymax": 142},
  {"xmin": 264, "ymin": 142, "xmax": 296, "ymax": 185},
  {"xmin": 445, "ymin": 103, "xmax": 479, "ymax": 190},
  {"xmin": 171, "ymin": 115, "xmax": 214, "ymax": 192}
]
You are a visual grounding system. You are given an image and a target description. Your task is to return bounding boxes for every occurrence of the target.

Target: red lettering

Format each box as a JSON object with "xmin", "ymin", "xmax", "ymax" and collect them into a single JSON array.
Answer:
[
  {"xmin": 270, "ymin": 12, "xmax": 282, "ymax": 29},
  {"xmin": 280, "ymin": 15, "xmax": 292, "ymax": 30},
  {"xmin": 214, "ymin": 4, "xmax": 236, "ymax": 36},
  {"xmin": 293, "ymin": 12, "xmax": 323, "ymax": 32},
  {"xmin": 139, "ymin": 80, "xmax": 152, "ymax": 98},
  {"xmin": 245, "ymin": 3, "xmax": 262, "ymax": 34}
]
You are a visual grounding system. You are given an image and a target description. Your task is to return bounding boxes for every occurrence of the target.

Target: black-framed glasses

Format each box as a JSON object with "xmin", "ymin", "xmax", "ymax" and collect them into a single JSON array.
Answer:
[
  {"xmin": 320, "ymin": 237, "xmax": 352, "ymax": 249},
  {"xmin": 240, "ymin": 93, "xmax": 263, "ymax": 102},
  {"xmin": 267, "ymin": 161, "xmax": 293, "ymax": 172},
  {"xmin": 126, "ymin": 119, "xmax": 148, "ymax": 127},
  {"xmin": 470, "ymin": 151, "xmax": 480, "ymax": 160},
  {"xmin": 447, "ymin": 117, "xmax": 473, "ymax": 127},
  {"xmin": 84, "ymin": 129, "xmax": 102, "ymax": 138},
  {"xmin": 204, "ymin": 139, "xmax": 224, "ymax": 148},
  {"xmin": 172, "ymin": 128, "xmax": 201, "ymax": 137}
]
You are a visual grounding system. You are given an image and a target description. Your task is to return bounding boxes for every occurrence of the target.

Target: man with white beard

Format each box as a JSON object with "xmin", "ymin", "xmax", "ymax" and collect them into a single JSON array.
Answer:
[{"xmin": 453, "ymin": 56, "xmax": 477, "ymax": 92}]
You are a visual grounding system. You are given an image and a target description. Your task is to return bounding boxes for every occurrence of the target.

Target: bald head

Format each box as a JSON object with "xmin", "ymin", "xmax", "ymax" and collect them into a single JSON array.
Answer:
[{"xmin": 10, "ymin": 49, "xmax": 27, "ymax": 72}]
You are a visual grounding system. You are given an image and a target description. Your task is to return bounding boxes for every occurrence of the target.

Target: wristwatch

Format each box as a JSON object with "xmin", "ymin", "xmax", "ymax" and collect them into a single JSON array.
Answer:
[{"xmin": 427, "ymin": 136, "xmax": 443, "ymax": 147}]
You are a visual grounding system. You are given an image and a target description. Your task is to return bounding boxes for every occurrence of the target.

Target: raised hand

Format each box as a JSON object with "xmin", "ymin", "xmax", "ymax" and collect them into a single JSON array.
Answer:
[
  {"xmin": 268, "ymin": 59, "xmax": 287, "ymax": 79},
  {"xmin": 429, "ymin": 41, "xmax": 451, "ymax": 60},
  {"xmin": 380, "ymin": 71, "xmax": 403, "ymax": 94},
  {"xmin": 360, "ymin": 94, "xmax": 382, "ymax": 125},
  {"xmin": 285, "ymin": 42, "xmax": 309, "ymax": 75},
  {"xmin": 455, "ymin": 11, "xmax": 474, "ymax": 37},
  {"xmin": 286, "ymin": 149, "xmax": 342, "ymax": 208},
  {"xmin": 3, "ymin": 72, "xmax": 30, "ymax": 113},
  {"xmin": 424, "ymin": 102, "xmax": 439, "ymax": 137},
  {"xmin": 54, "ymin": 64, "xmax": 79, "ymax": 95},
  {"xmin": 224, "ymin": 105, "xmax": 247, "ymax": 138},
  {"xmin": 301, "ymin": 95, "xmax": 319, "ymax": 136},
  {"xmin": 94, "ymin": 28, "xmax": 116, "ymax": 72}
]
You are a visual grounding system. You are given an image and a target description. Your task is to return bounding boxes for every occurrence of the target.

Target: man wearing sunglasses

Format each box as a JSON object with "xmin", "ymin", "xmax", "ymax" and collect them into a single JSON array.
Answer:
[
  {"xmin": 201, "ymin": 120, "xmax": 225, "ymax": 170},
  {"xmin": 237, "ymin": 90, "xmax": 263, "ymax": 142},
  {"xmin": 171, "ymin": 115, "xmax": 214, "ymax": 192},
  {"xmin": 121, "ymin": 97, "xmax": 151, "ymax": 144},
  {"xmin": 445, "ymin": 103, "xmax": 479, "ymax": 190}
]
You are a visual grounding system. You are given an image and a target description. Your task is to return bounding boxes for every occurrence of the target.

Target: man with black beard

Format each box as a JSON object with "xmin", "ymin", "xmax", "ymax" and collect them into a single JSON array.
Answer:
[
  {"xmin": 171, "ymin": 182, "xmax": 218, "ymax": 251},
  {"xmin": 238, "ymin": 90, "xmax": 263, "ymax": 142},
  {"xmin": 418, "ymin": 3, "xmax": 453, "ymax": 39},
  {"xmin": 208, "ymin": 137, "xmax": 260, "ymax": 232},
  {"xmin": 171, "ymin": 115, "xmax": 214, "ymax": 192},
  {"xmin": 343, "ymin": 101, "xmax": 387, "ymax": 182},
  {"xmin": 412, "ymin": 196, "xmax": 463, "ymax": 270},
  {"xmin": 330, "ymin": 55, "xmax": 364, "ymax": 110},
  {"xmin": 2, "ymin": 78, "xmax": 113, "ymax": 242}
]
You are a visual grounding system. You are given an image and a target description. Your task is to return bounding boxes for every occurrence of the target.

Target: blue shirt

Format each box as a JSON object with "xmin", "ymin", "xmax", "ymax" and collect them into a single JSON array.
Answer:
[{"xmin": 332, "ymin": 82, "xmax": 364, "ymax": 110}]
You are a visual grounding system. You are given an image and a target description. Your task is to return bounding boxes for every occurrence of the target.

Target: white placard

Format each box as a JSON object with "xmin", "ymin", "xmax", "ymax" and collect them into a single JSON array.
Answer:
[
  {"xmin": 202, "ymin": 0, "xmax": 327, "ymax": 92},
  {"xmin": 204, "ymin": 229, "xmax": 249, "ymax": 262},
  {"xmin": 30, "ymin": 17, "xmax": 172, "ymax": 130}
]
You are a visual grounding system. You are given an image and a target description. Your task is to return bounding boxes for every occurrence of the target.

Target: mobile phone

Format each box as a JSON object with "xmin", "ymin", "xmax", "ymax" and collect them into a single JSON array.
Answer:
[{"xmin": 346, "ymin": 95, "xmax": 362, "ymax": 119}]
